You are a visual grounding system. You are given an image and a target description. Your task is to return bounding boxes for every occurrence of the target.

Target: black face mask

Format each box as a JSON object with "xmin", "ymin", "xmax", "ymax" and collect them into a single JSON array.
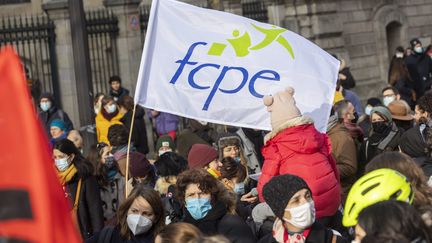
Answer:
[{"xmin": 372, "ymin": 121, "xmax": 389, "ymax": 133}]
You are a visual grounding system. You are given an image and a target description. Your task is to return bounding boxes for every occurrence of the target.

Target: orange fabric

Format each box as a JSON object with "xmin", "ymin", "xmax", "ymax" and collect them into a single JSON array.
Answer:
[{"xmin": 0, "ymin": 46, "xmax": 81, "ymax": 242}]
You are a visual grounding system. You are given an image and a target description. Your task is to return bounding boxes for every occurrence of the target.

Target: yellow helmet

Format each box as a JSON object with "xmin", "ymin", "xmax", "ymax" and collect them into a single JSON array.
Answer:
[{"xmin": 342, "ymin": 168, "xmax": 414, "ymax": 227}]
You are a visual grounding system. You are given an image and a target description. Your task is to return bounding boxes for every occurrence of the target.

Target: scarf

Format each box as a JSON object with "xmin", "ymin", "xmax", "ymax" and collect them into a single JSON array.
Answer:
[
  {"xmin": 101, "ymin": 107, "xmax": 119, "ymax": 121},
  {"xmin": 272, "ymin": 218, "xmax": 311, "ymax": 243},
  {"xmin": 58, "ymin": 164, "xmax": 78, "ymax": 185},
  {"xmin": 326, "ymin": 114, "xmax": 339, "ymax": 132}
]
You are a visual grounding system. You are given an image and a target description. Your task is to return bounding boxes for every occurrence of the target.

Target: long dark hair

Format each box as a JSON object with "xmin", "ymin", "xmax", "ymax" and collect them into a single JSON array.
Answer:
[
  {"xmin": 358, "ymin": 200, "xmax": 431, "ymax": 242},
  {"xmin": 117, "ymin": 185, "xmax": 165, "ymax": 240},
  {"xmin": 54, "ymin": 139, "xmax": 93, "ymax": 178},
  {"xmin": 389, "ymin": 59, "xmax": 413, "ymax": 85}
]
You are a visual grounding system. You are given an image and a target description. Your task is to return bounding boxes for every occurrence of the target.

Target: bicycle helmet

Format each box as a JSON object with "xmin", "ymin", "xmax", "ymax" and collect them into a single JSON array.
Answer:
[{"xmin": 342, "ymin": 168, "xmax": 414, "ymax": 227}]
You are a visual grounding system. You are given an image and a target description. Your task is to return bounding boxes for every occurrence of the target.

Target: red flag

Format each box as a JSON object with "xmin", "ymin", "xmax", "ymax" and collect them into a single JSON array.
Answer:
[{"xmin": 0, "ymin": 46, "xmax": 82, "ymax": 242}]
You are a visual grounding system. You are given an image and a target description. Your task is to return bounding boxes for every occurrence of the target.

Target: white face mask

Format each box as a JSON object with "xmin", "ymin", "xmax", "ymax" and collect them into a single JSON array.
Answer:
[
  {"xmin": 414, "ymin": 46, "xmax": 423, "ymax": 54},
  {"xmin": 127, "ymin": 214, "xmax": 153, "ymax": 236},
  {"xmin": 395, "ymin": 52, "xmax": 404, "ymax": 58},
  {"xmin": 106, "ymin": 104, "xmax": 117, "ymax": 114},
  {"xmin": 383, "ymin": 96, "xmax": 395, "ymax": 106},
  {"xmin": 283, "ymin": 201, "xmax": 315, "ymax": 229},
  {"xmin": 365, "ymin": 106, "xmax": 372, "ymax": 116},
  {"xmin": 55, "ymin": 157, "xmax": 70, "ymax": 172}
]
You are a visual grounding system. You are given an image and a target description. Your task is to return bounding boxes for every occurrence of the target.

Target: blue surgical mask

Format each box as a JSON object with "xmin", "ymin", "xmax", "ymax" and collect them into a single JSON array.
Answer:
[
  {"xmin": 106, "ymin": 104, "xmax": 117, "ymax": 114},
  {"xmin": 40, "ymin": 102, "xmax": 51, "ymax": 112},
  {"xmin": 55, "ymin": 157, "xmax": 70, "ymax": 172},
  {"xmin": 186, "ymin": 198, "xmax": 212, "ymax": 220},
  {"xmin": 234, "ymin": 182, "xmax": 245, "ymax": 195},
  {"xmin": 365, "ymin": 106, "xmax": 372, "ymax": 116}
]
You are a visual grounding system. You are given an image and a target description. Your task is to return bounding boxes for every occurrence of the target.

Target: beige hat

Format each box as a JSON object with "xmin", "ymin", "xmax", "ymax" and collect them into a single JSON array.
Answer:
[
  {"xmin": 388, "ymin": 100, "xmax": 414, "ymax": 121},
  {"xmin": 263, "ymin": 86, "xmax": 302, "ymax": 131}
]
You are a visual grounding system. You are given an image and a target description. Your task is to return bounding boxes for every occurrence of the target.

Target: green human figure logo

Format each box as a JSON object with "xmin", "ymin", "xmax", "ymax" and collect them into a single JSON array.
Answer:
[{"xmin": 207, "ymin": 24, "xmax": 295, "ymax": 59}]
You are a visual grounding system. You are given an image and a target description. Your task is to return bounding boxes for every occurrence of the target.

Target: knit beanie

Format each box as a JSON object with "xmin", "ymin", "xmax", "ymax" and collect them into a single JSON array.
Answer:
[
  {"xmin": 156, "ymin": 135, "xmax": 175, "ymax": 152},
  {"xmin": 188, "ymin": 144, "xmax": 218, "ymax": 169},
  {"xmin": 263, "ymin": 86, "xmax": 302, "ymax": 131},
  {"xmin": 410, "ymin": 38, "xmax": 421, "ymax": 49},
  {"xmin": 366, "ymin": 97, "xmax": 382, "ymax": 107},
  {"xmin": 50, "ymin": 119, "xmax": 67, "ymax": 132},
  {"xmin": 263, "ymin": 174, "xmax": 310, "ymax": 219},
  {"xmin": 128, "ymin": 152, "xmax": 152, "ymax": 178},
  {"xmin": 371, "ymin": 106, "xmax": 392, "ymax": 123}
]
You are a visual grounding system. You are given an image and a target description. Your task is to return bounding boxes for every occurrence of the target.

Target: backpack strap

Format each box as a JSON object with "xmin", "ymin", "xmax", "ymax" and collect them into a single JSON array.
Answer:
[{"xmin": 97, "ymin": 226, "xmax": 115, "ymax": 243}]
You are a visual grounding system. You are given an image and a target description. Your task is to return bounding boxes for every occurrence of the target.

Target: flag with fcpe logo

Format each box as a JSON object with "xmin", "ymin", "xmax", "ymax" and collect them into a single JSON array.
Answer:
[{"xmin": 134, "ymin": 0, "xmax": 340, "ymax": 132}]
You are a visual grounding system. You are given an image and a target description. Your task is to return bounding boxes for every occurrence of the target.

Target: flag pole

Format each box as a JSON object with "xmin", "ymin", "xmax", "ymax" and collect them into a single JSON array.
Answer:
[{"xmin": 125, "ymin": 103, "xmax": 137, "ymax": 198}]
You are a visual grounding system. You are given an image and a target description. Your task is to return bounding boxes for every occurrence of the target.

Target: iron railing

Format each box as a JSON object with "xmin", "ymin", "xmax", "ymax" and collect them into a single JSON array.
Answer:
[
  {"xmin": 0, "ymin": 15, "xmax": 60, "ymax": 105},
  {"xmin": 242, "ymin": 0, "xmax": 268, "ymax": 22},
  {"xmin": 86, "ymin": 9, "xmax": 119, "ymax": 95}
]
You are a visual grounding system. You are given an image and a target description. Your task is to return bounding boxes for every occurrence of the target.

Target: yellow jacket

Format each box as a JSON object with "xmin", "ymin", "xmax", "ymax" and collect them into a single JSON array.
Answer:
[{"xmin": 95, "ymin": 112, "xmax": 124, "ymax": 145}]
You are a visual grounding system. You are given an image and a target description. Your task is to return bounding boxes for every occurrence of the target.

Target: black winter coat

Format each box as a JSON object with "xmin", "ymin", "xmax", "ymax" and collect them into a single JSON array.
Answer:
[
  {"xmin": 358, "ymin": 123, "xmax": 401, "ymax": 175},
  {"xmin": 85, "ymin": 225, "xmax": 154, "ymax": 243},
  {"xmin": 183, "ymin": 201, "xmax": 256, "ymax": 243},
  {"xmin": 400, "ymin": 125, "xmax": 428, "ymax": 158},
  {"xmin": 339, "ymin": 67, "xmax": 356, "ymax": 89},
  {"xmin": 121, "ymin": 106, "xmax": 149, "ymax": 155},
  {"xmin": 258, "ymin": 222, "xmax": 349, "ymax": 243},
  {"xmin": 394, "ymin": 76, "xmax": 415, "ymax": 108},
  {"xmin": 405, "ymin": 53, "xmax": 432, "ymax": 97},
  {"xmin": 38, "ymin": 106, "xmax": 74, "ymax": 137},
  {"xmin": 109, "ymin": 87, "xmax": 130, "ymax": 102},
  {"xmin": 67, "ymin": 174, "xmax": 104, "ymax": 239}
]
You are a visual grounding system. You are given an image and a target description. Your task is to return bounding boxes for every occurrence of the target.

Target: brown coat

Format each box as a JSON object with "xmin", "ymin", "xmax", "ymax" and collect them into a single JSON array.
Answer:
[{"xmin": 328, "ymin": 123, "xmax": 358, "ymax": 201}]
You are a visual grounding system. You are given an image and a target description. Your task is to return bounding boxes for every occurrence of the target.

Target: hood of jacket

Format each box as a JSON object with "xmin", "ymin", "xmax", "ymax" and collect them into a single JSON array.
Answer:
[{"xmin": 265, "ymin": 116, "xmax": 325, "ymax": 154}]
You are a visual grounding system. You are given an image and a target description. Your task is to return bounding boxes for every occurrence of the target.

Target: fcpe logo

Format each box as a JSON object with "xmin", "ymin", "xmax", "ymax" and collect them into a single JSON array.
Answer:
[
  {"xmin": 170, "ymin": 24, "xmax": 294, "ymax": 111},
  {"xmin": 208, "ymin": 24, "xmax": 295, "ymax": 59}
]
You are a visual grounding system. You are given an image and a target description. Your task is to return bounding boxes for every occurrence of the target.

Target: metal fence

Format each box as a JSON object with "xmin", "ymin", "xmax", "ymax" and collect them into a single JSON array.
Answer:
[
  {"xmin": 86, "ymin": 9, "xmax": 119, "ymax": 95},
  {"xmin": 242, "ymin": 0, "xmax": 268, "ymax": 22},
  {"xmin": 138, "ymin": 5, "xmax": 151, "ymax": 45},
  {"xmin": 0, "ymin": 15, "xmax": 60, "ymax": 105}
]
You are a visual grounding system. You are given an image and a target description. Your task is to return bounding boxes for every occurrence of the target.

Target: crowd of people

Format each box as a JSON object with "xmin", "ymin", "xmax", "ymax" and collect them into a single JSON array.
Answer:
[{"xmin": 36, "ymin": 38, "xmax": 432, "ymax": 242}]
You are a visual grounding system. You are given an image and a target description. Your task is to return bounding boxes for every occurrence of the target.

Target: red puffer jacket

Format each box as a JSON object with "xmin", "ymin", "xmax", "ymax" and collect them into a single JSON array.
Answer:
[{"xmin": 258, "ymin": 119, "xmax": 341, "ymax": 219}]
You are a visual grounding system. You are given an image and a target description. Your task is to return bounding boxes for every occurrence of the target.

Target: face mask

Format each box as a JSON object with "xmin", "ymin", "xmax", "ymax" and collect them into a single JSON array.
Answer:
[
  {"xmin": 104, "ymin": 155, "xmax": 116, "ymax": 169},
  {"xmin": 158, "ymin": 149, "xmax": 172, "ymax": 157},
  {"xmin": 414, "ymin": 46, "xmax": 423, "ymax": 54},
  {"xmin": 383, "ymin": 96, "xmax": 395, "ymax": 106},
  {"xmin": 283, "ymin": 201, "xmax": 315, "ymax": 229},
  {"xmin": 234, "ymin": 182, "xmax": 245, "ymax": 195},
  {"xmin": 234, "ymin": 156, "xmax": 241, "ymax": 163},
  {"xmin": 40, "ymin": 102, "xmax": 51, "ymax": 112},
  {"xmin": 55, "ymin": 157, "xmax": 70, "ymax": 172},
  {"xmin": 395, "ymin": 52, "xmax": 404, "ymax": 58},
  {"xmin": 186, "ymin": 198, "xmax": 212, "ymax": 220},
  {"xmin": 365, "ymin": 106, "xmax": 372, "ymax": 116},
  {"xmin": 127, "ymin": 214, "xmax": 152, "ymax": 236},
  {"xmin": 372, "ymin": 121, "xmax": 389, "ymax": 134},
  {"xmin": 106, "ymin": 104, "xmax": 117, "ymax": 114}
]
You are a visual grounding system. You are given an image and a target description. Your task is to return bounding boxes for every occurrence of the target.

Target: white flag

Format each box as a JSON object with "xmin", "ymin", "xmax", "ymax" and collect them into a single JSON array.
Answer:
[{"xmin": 134, "ymin": 0, "xmax": 339, "ymax": 132}]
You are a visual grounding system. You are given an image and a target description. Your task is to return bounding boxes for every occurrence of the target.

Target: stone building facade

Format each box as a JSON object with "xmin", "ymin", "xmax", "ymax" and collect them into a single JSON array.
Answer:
[{"xmin": 1, "ymin": 0, "xmax": 431, "ymax": 128}]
